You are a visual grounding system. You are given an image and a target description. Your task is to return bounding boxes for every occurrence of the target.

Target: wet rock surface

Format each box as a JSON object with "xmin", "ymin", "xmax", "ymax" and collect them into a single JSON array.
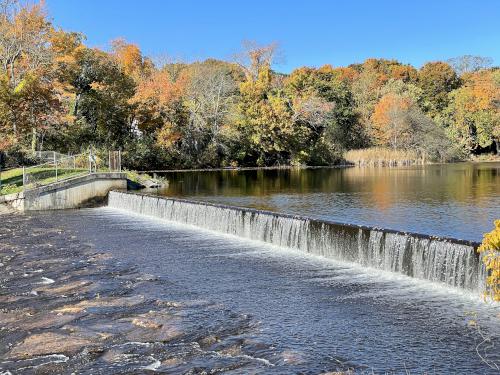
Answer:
[{"xmin": 0, "ymin": 213, "xmax": 293, "ymax": 374}]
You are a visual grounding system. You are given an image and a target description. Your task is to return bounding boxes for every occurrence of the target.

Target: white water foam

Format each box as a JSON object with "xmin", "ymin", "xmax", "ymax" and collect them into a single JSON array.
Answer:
[{"xmin": 107, "ymin": 192, "xmax": 486, "ymax": 294}]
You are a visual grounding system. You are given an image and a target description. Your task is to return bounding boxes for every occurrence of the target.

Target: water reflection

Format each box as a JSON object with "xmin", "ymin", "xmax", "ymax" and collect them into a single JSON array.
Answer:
[{"xmin": 154, "ymin": 163, "xmax": 500, "ymax": 241}]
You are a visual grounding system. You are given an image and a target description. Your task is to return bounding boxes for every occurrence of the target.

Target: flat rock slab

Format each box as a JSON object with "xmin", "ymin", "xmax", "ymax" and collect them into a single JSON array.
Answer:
[
  {"xmin": 6, "ymin": 332, "xmax": 96, "ymax": 359},
  {"xmin": 35, "ymin": 280, "xmax": 94, "ymax": 295},
  {"xmin": 123, "ymin": 310, "xmax": 183, "ymax": 342},
  {"xmin": 53, "ymin": 295, "xmax": 146, "ymax": 315}
]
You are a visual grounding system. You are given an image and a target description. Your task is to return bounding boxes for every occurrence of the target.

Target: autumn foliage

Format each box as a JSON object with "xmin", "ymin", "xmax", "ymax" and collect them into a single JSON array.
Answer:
[
  {"xmin": 371, "ymin": 94, "xmax": 413, "ymax": 147},
  {"xmin": 478, "ymin": 220, "xmax": 500, "ymax": 301},
  {"xmin": 0, "ymin": 0, "xmax": 498, "ymax": 170}
]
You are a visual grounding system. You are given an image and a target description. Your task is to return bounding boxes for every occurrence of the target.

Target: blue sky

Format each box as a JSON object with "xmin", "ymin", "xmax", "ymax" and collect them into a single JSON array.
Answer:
[{"xmin": 46, "ymin": 0, "xmax": 499, "ymax": 73}]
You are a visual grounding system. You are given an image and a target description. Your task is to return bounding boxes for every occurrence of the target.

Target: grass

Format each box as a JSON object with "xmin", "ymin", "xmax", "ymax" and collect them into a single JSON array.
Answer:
[
  {"xmin": 471, "ymin": 153, "xmax": 500, "ymax": 162},
  {"xmin": 125, "ymin": 169, "xmax": 154, "ymax": 184},
  {"xmin": 0, "ymin": 167, "xmax": 88, "ymax": 195},
  {"xmin": 344, "ymin": 147, "xmax": 425, "ymax": 167}
]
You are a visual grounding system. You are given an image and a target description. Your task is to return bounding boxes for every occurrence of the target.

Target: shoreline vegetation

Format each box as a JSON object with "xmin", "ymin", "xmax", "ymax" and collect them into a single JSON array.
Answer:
[
  {"xmin": 138, "ymin": 152, "xmax": 499, "ymax": 173},
  {"xmin": 4, "ymin": 154, "xmax": 498, "ymax": 196},
  {"xmin": 344, "ymin": 147, "xmax": 424, "ymax": 167},
  {"xmin": 0, "ymin": 1, "xmax": 498, "ymax": 173},
  {"xmin": 478, "ymin": 220, "xmax": 500, "ymax": 301}
]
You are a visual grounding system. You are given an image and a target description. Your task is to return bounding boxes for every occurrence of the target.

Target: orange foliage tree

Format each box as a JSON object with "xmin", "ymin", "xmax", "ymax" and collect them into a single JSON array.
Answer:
[
  {"xmin": 371, "ymin": 93, "xmax": 413, "ymax": 148},
  {"xmin": 131, "ymin": 68, "xmax": 188, "ymax": 148},
  {"xmin": 111, "ymin": 38, "xmax": 153, "ymax": 80}
]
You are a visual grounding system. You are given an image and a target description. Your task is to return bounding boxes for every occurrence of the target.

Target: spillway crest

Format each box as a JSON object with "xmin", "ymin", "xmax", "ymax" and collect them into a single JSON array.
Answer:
[{"xmin": 108, "ymin": 191, "xmax": 485, "ymax": 292}]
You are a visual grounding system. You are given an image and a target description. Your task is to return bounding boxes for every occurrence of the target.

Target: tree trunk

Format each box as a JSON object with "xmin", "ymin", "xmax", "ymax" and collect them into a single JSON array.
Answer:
[
  {"xmin": 9, "ymin": 62, "xmax": 15, "ymax": 86},
  {"xmin": 73, "ymin": 93, "xmax": 81, "ymax": 116},
  {"xmin": 31, "ymin": 127, "xmax": 37, "ymax": 154}
]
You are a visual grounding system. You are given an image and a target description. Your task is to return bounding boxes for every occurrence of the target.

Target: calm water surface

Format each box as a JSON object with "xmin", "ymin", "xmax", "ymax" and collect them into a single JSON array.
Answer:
[{"xmin": 153, "ymin": 162, "xmax": 500, "ymax": 241}]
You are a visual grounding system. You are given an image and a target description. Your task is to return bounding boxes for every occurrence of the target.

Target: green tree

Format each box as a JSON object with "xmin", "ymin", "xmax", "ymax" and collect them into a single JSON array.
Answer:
[
  {"xmin": 61, "ymin": 47, "xmax": 136, "ymax": 149},
  {"xmin": 417, "ymin": 61, "xmax": 460, "ymax": 115},
  {"xmin": 285, "ymin": 66, "xmax": 359, "ymax": 161}
]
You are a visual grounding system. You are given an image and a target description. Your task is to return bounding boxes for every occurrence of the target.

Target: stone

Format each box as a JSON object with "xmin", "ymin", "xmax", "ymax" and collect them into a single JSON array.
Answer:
[
  {"xmin": 198, "ymin": 335, "xmax": 219, "ymax": 347},
  {"xmin": 121, "ymin": 310, "xmax": 182, "ymax": 343},
  {"xmin": 7, "ymin": 332, "xmax": 95, "ymax": 359},
  {"xmin": 281, "ymin": 350, "xmax": 306, "ymax": 365},
  {"xmin": 54, "ymin": 295, "xmax": 146, "ymax": 314}
]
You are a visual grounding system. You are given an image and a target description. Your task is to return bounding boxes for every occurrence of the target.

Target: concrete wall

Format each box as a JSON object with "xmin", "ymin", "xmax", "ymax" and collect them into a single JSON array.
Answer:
[{"xmin": 5, "ymin": 173, "xmax": 127, "ymax": 211}]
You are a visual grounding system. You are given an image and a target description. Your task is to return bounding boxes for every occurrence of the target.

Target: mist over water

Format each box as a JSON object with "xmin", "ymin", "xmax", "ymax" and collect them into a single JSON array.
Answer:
[
  {"xmin": 153, "ymin": 162, "xmax": 500, "ymax": 242},
  {"xmin": 38, "ymin": 207, "xmax": 500, "ymax": 374}
]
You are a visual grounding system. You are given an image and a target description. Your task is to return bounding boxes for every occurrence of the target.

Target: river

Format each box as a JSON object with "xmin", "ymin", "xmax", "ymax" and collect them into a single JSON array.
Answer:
[
  {"xmin": 33, "ymin": 203, "xmax": 500, "ymax": 374},
  {"xmin": 153, "ymin": 162, "xmax": 500, "ymax": 242}
]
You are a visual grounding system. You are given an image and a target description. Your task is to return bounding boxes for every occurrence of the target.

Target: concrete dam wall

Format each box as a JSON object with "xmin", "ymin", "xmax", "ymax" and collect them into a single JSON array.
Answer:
[{"xmin": 108, "ymin": 191, "xmax": 485, "ymax": 293}]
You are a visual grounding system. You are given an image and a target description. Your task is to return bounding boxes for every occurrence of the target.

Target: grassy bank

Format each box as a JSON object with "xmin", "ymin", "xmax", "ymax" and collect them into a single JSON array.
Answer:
[
  {"xmin": 0, "ymin": 167, "xmax": 87, "ymax": 195},
  {"xmin": 345, "ymin": 148, "xmax": 425, "ymax": 167}
]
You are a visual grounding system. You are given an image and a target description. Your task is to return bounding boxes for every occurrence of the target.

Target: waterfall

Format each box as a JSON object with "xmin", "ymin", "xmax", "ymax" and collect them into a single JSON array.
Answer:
[{"xmin": 108, "ymin": 191, "xmax": 485, "ymax": 293}]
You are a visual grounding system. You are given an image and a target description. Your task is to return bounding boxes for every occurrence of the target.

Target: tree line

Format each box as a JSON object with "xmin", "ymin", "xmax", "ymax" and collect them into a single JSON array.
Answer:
[{"xmin": 0, "ymin": 1, "xmax": 499, "ymax": 169}]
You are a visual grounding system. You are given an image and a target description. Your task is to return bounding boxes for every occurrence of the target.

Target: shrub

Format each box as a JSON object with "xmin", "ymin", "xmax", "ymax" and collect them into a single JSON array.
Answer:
[
  {"xmin": 478, "ymin": 220, "xmax": 500, "ymax": 301},
  {"xmin": 0, "ymin": 183, "xmax": 20, "ymax": 195}
]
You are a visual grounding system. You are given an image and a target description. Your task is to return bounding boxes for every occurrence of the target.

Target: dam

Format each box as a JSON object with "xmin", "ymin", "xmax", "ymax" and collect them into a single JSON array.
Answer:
[{"xmin": 108, "ymin": 191, "xmax": 485, "ymax": 293}]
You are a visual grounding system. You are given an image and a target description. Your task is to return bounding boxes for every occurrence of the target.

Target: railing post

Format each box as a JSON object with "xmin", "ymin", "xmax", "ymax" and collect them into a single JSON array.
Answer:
[
  {"xmin": 89, "ymin": 149, "xmax": 96, "ymax": 174},
  {"xmin": 22, "ymin": 166, "xmax": 26, "ymax": 188},
  {"xmin": 119, "ymin": 150, "xmax": 121, "ymax": 172},
  {"xmin": 108, "ymin": 151, "xmax": 111, "ymax": 172},
  {"xmin": 54, "ymin": 152, "xmax": 58, "ymax": 181},
  {"xmin": 73, "ymin": 156, "xmax": 76, "ymax": 170}
]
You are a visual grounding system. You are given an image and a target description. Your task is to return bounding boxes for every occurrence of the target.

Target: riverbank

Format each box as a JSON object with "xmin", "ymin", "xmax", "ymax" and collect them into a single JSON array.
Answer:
[
  {"xmin": 0, "ymin": 212, "xmax": 288, "ymax": 373},
  {"xmin": 138, "ymin": 157, "xmax": 500, "ymax": 174}
]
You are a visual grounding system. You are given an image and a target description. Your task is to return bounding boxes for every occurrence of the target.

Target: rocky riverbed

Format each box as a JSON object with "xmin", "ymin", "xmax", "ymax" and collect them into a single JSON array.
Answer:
[
  {"xmin": 3, "ymin": 207, "xmax": 496, "ymax": 374},
  {"xmin": 0, "ymin": 210, "xmax": 314, "ymax": 374}
]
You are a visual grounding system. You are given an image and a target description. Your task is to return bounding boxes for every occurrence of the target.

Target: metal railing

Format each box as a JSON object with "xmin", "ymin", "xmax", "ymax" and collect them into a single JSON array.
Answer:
[
  {"xmin": 22, "ymin": 150, "xmax": 121, "ymax": 191},
  {"xmin": 34, "ymin": 151, "xmax": 68, "ymax": 163}
]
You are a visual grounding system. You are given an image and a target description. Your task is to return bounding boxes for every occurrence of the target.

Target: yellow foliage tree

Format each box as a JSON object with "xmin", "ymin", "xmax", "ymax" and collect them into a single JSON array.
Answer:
[
  {"xmin": 446, "ymin": 70, "xmax": 500, "ymax": 153},
  {"xmin": 156, "ymin": 122, "xmax": 182, "ymax": 150},
  {"xmin": 238, "ymin": 65, "xmax": 295, "ymax": 164},
  {"xmin": 111, "ymin": 38, "xmax": 153, "ymax": 80},
  {"xmin": 478, "ymin": 220, "xmax": 500, "ymax": 301}
]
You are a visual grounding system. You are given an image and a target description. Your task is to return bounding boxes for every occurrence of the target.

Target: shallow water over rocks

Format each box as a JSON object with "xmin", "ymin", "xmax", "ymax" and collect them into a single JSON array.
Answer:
[
  {"xmin": 5, "ymin": 207, "xmax": 496, "ymax": 374},
  {"xmin": 0, "ymin": 213, "xmax": 278, "ymax": 374}
]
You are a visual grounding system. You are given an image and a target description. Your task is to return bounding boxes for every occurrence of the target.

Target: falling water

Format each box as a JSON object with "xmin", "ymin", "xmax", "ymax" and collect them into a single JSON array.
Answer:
[{"xmin": 108, "ymin": 191, "xmax": 486, "ymax": 293}]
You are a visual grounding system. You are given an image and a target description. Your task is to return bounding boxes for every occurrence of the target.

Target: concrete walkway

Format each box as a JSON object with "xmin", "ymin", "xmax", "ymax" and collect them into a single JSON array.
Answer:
[{"xmin": 2, "ymin": 172, "xmax": 127, "ymax": 211}]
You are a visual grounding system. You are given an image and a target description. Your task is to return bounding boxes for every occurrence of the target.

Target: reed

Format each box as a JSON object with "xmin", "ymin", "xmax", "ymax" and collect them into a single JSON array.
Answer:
[{"xmin": 344, "ymin": 147, "xmax": 425, "ymax": 167}]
